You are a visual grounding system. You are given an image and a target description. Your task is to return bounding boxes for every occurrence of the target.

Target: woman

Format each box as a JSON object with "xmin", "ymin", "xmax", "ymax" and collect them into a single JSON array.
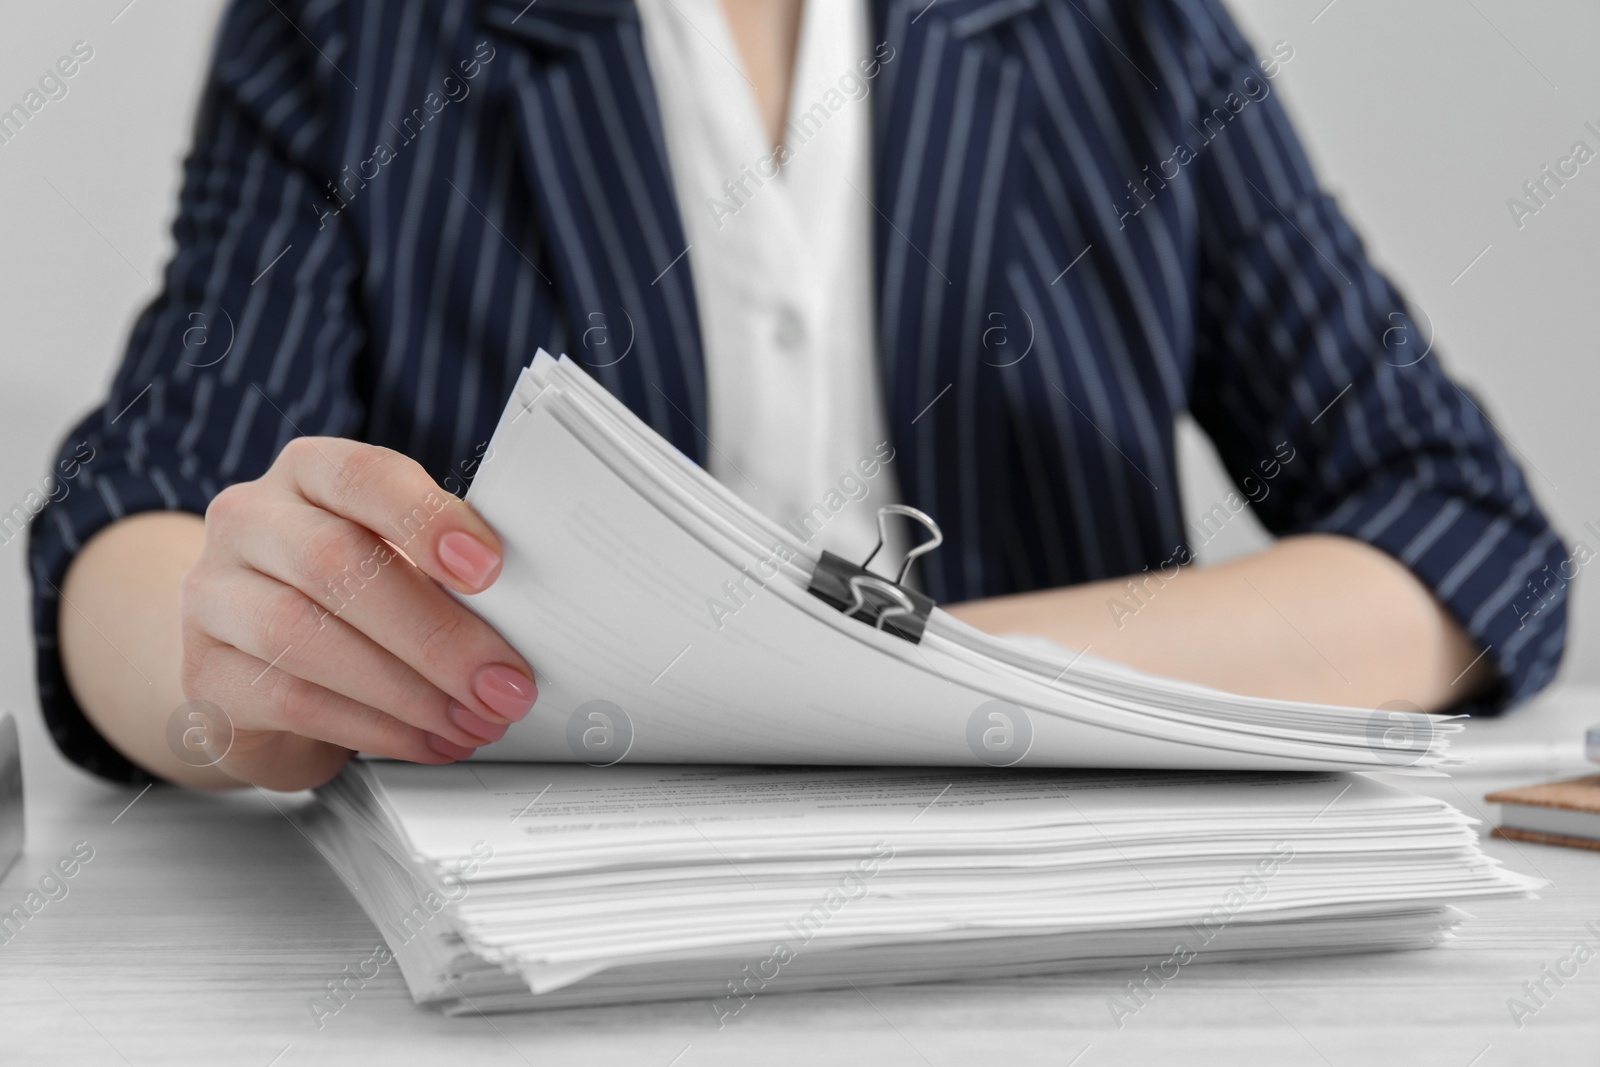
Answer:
[{"xmin": 29, "ymin": 0, "xmax": 1566, "ymax": 789}]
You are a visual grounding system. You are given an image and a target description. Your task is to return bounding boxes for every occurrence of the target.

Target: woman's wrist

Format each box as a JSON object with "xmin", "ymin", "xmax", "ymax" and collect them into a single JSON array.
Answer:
[{"xmin": 58, "ymin": 511, "xmax": 234, "ymax": 787}]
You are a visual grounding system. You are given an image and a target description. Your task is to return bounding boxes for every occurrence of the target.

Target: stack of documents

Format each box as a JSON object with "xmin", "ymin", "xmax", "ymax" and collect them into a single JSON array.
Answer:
[
  {"xmin": 300, "ymin": 352, "xmax": 1532, "ymax": 1013},
  {"xmin": 302, "ymin": 762, "xmax": 1537, "ymax": 1013},
  {"xmin": 452, "ymin": 351, "xmax": 1461, "ymax": 773}
]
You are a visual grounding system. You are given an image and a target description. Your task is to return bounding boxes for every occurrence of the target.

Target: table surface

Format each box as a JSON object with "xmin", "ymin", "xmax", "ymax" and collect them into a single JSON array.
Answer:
[{"xmin": 2, "ymin": 690, "xmax": 1597, "ymax": 1067}]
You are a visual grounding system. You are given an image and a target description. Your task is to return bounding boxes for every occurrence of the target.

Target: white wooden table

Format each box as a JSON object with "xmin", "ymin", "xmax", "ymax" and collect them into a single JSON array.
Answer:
[{"xmin": 2, "ymin": 690, "xmax": 1596, "ymax": 1067}]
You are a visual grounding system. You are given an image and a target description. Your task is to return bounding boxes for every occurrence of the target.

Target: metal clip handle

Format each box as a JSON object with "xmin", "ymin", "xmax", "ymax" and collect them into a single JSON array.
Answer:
[{"xmin": 860, "ymin": 505, "xmax": 944, "ymax": 586}]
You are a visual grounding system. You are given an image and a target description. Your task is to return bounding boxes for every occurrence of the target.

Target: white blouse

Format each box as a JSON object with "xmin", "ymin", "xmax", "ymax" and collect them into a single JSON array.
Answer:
[{"xmin": 633, "ymin": 0, "xmax": 904, "ymax": 567}]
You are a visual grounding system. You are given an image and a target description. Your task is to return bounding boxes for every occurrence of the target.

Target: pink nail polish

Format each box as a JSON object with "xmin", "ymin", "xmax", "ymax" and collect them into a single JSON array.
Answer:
[
  {"xmin": 473, "ymin": 664, "xmax": 537, "ymax": 723},
  {"xmin": 437, "ymin": 530, "xmax": 500, "ymax": 590},
  {"xmin": 449, "ymin": 700, "xmax": 508, "ymax": 744},
  {"xmin": 426, "ymin": 733, "xmax": 477, "ymax": 761}
]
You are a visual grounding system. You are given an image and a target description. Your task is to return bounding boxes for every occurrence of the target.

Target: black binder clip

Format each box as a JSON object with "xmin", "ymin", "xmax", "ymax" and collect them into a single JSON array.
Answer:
[{"xmin": 807, "ymin": 505, "xmax": 942, "ymax": 644}]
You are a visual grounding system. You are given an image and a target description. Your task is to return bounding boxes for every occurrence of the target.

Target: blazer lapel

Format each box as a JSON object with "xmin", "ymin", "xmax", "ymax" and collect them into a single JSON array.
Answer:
[{"xmin": 479, "ymin": 0, "xmax": 709, "ymax": 463}]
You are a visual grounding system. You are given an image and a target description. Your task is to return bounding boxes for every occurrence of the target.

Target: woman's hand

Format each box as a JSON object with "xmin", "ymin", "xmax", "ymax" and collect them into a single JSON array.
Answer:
[{"xmin": 172, "ymin": 437, "xmax": 536, "ymax": 789}]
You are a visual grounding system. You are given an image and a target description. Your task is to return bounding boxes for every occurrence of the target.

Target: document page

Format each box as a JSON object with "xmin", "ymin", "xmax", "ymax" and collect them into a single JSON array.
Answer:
[
  {"xmin": 455, "ymin": 354, "xmax": 1457, "ymax": 772},
  {"xmin": 365, "ymin": 762, "xmax": 1474, "ymax": 872}
]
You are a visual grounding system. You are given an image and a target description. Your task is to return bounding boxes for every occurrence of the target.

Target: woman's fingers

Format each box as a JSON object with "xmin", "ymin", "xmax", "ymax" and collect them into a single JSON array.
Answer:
[
  {"xmin": 188, "ymin": 566, "xmax": 495, "ymax": 751},
  {"xmin": 219, "ymin": 491, "xmax": 537, "ymax": 732},
  {"xmin": 182, "ymin": 637, "xmax": 464, "ymax": 766},
  {"xmin": 270, "ymin": 437, "xmax": 505, "ymax": 596}
]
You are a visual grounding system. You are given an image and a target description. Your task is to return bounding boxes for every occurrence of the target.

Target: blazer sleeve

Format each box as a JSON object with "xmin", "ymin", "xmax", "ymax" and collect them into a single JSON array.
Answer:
[
  {"xmin": 1180, "ymin": 1, "xmax": 1568, "ymax": 712},
  {"xmin": 25, "ymin": 0, "xmax": 367, "ymax": 782}
]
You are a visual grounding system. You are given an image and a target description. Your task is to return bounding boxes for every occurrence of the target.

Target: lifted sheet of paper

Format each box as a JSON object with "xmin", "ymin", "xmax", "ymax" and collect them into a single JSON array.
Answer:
[{"xmin": 456, "ymin": 352, "xmax": 1456, "ymax": 772}]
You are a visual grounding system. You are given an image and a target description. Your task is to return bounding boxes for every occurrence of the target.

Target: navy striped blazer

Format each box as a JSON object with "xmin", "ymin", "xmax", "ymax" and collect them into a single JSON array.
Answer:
[{"xmin": 29, "ymin": 0, "xmax": 1568, "ymax": 782}]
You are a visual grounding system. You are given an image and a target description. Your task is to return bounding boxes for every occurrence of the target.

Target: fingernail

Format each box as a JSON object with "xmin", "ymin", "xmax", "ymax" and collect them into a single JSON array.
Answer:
[
  {"xmin": 426, "ymin": 733, "xmax": 477, "ymax": 761},
  {"xmin": 473, "ymin": 664, "xmax": 537, "ymax": 723},
  {"xmin": 449, "ymin": 699, "xmax": 508, "ymax": 744},
  {"xmin": 437, "ymin": 530, "xmax": 500, "ymax": 590}
]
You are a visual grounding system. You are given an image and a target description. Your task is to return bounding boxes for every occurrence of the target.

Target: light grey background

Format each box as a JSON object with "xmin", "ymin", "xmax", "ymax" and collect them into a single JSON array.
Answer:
[{"xmin": 1, "ymin": 0, "xmax": 1596, "ymax": 787}]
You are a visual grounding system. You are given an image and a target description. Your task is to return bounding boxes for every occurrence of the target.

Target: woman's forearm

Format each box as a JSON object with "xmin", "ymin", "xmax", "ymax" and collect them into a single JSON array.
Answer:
[
  {"xmin": 944, "ymin": 533, "xmax": 1492, "ymax": 711},
  {"xmin": 57, "ymin": 511, "xmax": 234, "ymax": 787}
]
